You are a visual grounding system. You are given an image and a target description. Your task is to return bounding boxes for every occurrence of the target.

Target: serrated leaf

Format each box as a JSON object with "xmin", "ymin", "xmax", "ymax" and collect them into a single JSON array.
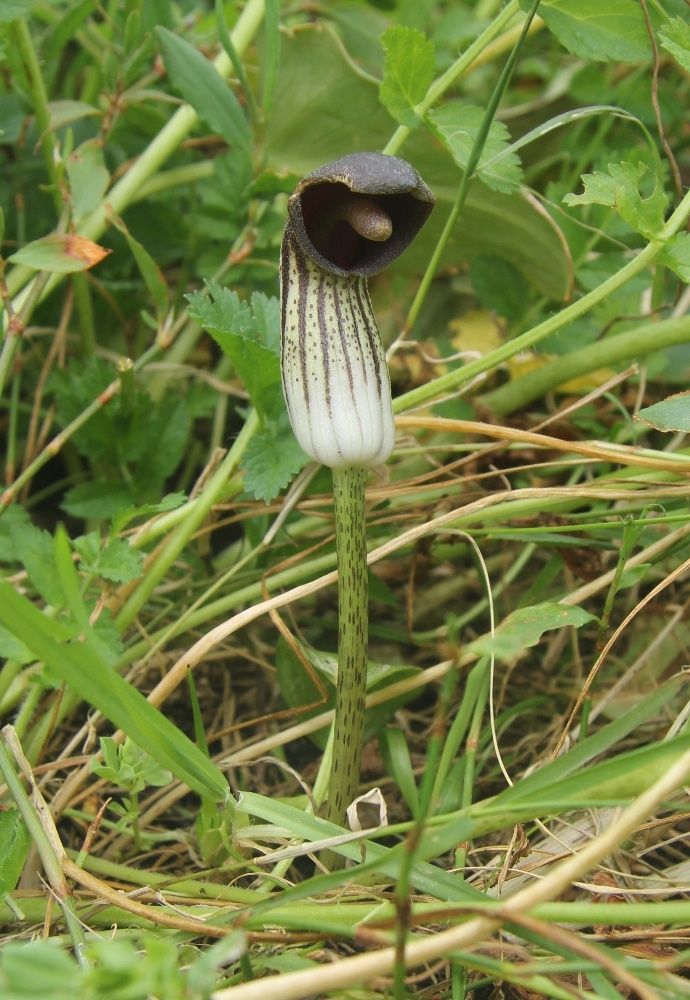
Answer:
[
  {"xmin": 74, "ymin": 533, "xmax": 144, "ymax": 583},
  {"xmin": 95, "ymin": 539, "xmax": 144, "ymax": 583},
  {"xmin": 470, "ymin": 603, "xmax": 595, "ymax": 664},
  {"xmin": 658, "ymin": 16, "xmax": 690, "ymax": 71},
  {"xmin": 531, "ymin": 0, "xmax": 651, "ymax": 62},
  {"xmin": 241, "ymin": 420, "xmax": 308, "ymax": 502},
  {"xmin": 427, "ymin": 103, "xmax": 523, "ymax": 194},
  {"xmin": 187, "ymin": 283, "xmax": 284, "ymax": 422},
  {"xmin": 12, "ymin": 523, "xmax": 64, "ymax": 607},
  {"xmin": 636, "ymin": 391, "xmax": 690, "ymax": 433},
  {"xmin": 8, "ymin": 233, "xmax": 110, "ymax": 273},
  {"xmin": 0, "ymin": 809, "xmax": 30, "ymax": 894},
  {"xmin": 0, "ymin": 504, "xmax": 29, "ymax": 562},
  {"xmin": 563, "ymin": 161, "xmax": 667, "ymax": 238},
  {"xmin": 157, "ymin": 26, "xmax": 250, "ymax": 154},
  {"xmin": 379, "ymin": 25, "xmax": 435, "ymax": 129},
  {"xmin": 660, "ymin": 233, "xmax": 690, "ymax": 282},
  {"xmin": 51, "ymin": 358, "xmax": 191, "ymax": 510}
]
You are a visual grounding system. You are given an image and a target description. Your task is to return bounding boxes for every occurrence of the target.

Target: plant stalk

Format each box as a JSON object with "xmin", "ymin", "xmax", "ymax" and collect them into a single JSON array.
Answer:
[
  {"xmin": 326, "ymin": 465, "xmax": 368, "ymax": 827},
  {"xmin": 11, "ymin": 19, "xmax": 63, "ymax": 217},
  {"xmin": 479, "ymin": 314, "xmax": 690, "ymax": 415}
]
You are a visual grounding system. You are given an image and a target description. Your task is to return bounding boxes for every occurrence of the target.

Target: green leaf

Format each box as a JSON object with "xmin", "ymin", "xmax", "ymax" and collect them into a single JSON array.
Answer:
[
  {"xmin": 532, "ymin": 0, "xmax": 651, "ymax": 62},
  {"xmin": 157, "ymin": 26, "xmax": 250, "ymax": 154},
  {"xmin": 61, "ymin": 482, "xmax": 134, "ymax": 520},
  {"xmin": 121, "ymin": 737, "xmax": 172, "ymax": 788},
  {"xmin": 563, "ymin": 161, "xmax": 667, "ymax": 238},
  {"xmin": 46, "ymin": 99, "xmax": 100, "ymax": 130},
  {"xmin": 242, "ymin": 419, "xmax": 308, "ymax": 503},
  {"xmin": 379, "ymin": 25, "xmax": 435, "ymax": 129},
  {"xmin": 12, "ymin": 522, "xmax": 64, "ymax": 607},
  {"xmin": 427, "ymin": 103, "xmax": 523, "ymax": 194},
  {"xmin": 240, "ymin": 791, "xmax": 481, "ymax": 900},
  {"xmin": 380, "ymin": 726, "xmax": 419, "ymax": 816},
  {"xmin": 187, "ymin": 283, "xmax": 284, "ymax": 422},
  {"xmin": 636, "ymin": 391, "xmax": 690, "ymax": 433},
  {"xmin": 108, "ymin": 211, "xmax": 168, "ymax": 316},
  {"xmin": 474, "ymin": 735, "xmax": 690, "ymax": 823},
  {"xmin": 470, "ymin": 603, "xmax": 595, "ymax": 664},
  {"xmin": 0, "ymin": 942, "xmax": 81, "ymax": 999},
  {"xmin": 485, "ymin": 674, "xmax": 684, "ymax": 807},
  {"xmin": 521, "ymin": 736, "xmax": 690, "ymax": 807},
  {"xmin": 659, "ymin": 233, "xmax": 690, "ymax": 282},
  {"xmin": 93, "ymin": 736, "xmax": 172, "ymax": 794},
  {"xmin": 470, "ymin": 255, "xmax": 525, "ymax": 321},
  {"xmin": 0, "ymin": 624, "xmax": 34, "ymax": 664},
  {"xmin": 0, "ymin": 581, "xmax": 229, "ymax": 802},
  {"xmin": 658, "ymin": 16, "xmax": 690, "ymax": 72},
  {"xmin": 0, "ymin": 809, "xmax": 30, "ymax": 894},
  {"xmin": 8, "ymin": 234, "xmax": 110, "ymax": 273},
  {"xmin": 51, "ymin": 358, "xmax": 191, "ymax": 507},
  {"xmin": 0, "ymin": 503, "xmax": 29, "ymax": 561},
  {"xmin": 65, "ymin": 139, "xmax": 110, "ymax": 220},
  {"xmin": 74, "ymin": 533, "xmax": 144, "ymax": 584},
  {"xmin": 0, "ymin": 1, "xmax": 33, "ymax": 22},
  {"xmin": 265, "ymin": 26, "xmax": 570, "ymax": 299}
]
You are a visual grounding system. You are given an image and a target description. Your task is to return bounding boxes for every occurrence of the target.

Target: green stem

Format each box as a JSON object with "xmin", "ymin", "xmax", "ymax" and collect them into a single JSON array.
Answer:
[
  {"xmin": 133, "ymin": 161, "xmax": 216, "ymax": 203},
  {"xmin": 394, "ymin": 184, "xmax": 690, "ymax": 414},
  {"xmin": 382, "ymin": 0, "xmax": 521, "ymax": 158},
  {"xmin": 431, "ymin": 659, "xmax": 488, "ymax": 809},
  {"xmin": 325, "ymin": 465, "xmax": 368, "ymax": 827},
  {"xmin": 479, "ymin": 315, "xmax": 690, "ymax": 415},
  {"xmin": 72, "ymin": 273, "xmax": 96, "ymax": 355},
  {"xmin": 399, "ymin": 0, "xmax": 541, "ymax": 335},
  {"xmin": 11, "ymin": 19, "xmax": 63, "ymax": 217},
  {"xmin": 455, "ymin": 663, "xmax": 491, "ymax": 872}
]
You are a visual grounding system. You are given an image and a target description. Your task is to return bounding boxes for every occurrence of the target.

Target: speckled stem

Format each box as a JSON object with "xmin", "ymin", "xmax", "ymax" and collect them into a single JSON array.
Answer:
[{"xmin": 326, "ymin": 464, "xmax": 368, "ymax": 826}]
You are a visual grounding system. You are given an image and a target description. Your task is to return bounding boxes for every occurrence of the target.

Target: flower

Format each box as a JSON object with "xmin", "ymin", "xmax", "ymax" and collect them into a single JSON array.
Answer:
[{"xmin": 280, "ymin": 152, "xmax": 434, "ymax": 469}]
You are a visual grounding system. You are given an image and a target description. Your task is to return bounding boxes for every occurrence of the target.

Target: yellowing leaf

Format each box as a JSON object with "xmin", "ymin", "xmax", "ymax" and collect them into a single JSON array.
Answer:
[
  {"xmin": 505, "ymin": 352, "xmax": 615, "ymax": 392},
  {"xmin": 449, "ymin": 310, "xmax": 504, "ymax": 354}
]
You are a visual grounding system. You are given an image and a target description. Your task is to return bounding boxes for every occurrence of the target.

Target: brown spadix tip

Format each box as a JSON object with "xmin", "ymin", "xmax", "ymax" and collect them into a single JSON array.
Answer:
[{"xmin": 286, "ymin": 151, "xmax": 435, "ymax": 278}]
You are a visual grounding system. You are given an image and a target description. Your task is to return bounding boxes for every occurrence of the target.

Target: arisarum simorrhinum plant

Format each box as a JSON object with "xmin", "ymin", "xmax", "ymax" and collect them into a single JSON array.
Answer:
[{"xmin": 280, "ymin": 152, "xmax": 434, "ymax": 830}]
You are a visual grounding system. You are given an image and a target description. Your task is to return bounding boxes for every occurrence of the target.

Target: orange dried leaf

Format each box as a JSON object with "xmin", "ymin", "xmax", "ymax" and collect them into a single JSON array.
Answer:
[{"xmin": 9, "ymin": 234, "xmax": 111, "ymax": 273}]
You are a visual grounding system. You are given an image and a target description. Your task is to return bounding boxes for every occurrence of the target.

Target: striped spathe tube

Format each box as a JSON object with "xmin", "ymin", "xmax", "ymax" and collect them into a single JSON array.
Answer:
[{"xmin": 280, "ymin": 152, "xmax": 435, "ymax": 469}]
